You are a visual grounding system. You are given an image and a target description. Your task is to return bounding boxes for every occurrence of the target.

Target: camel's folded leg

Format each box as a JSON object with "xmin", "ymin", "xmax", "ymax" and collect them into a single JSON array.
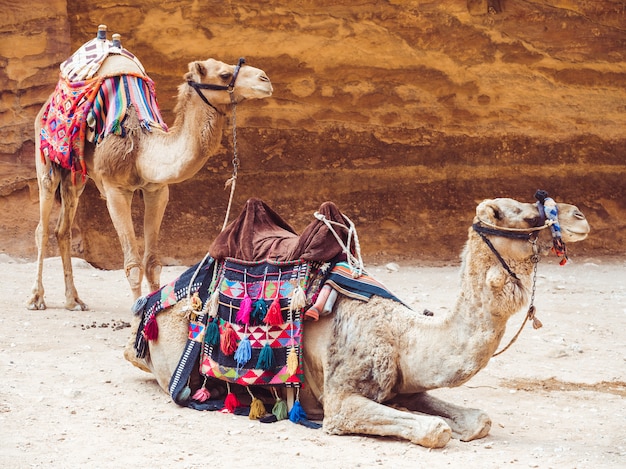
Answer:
[
  {"xmin": 392, "ymin": 392, "xmax": 491, "ymax": 442},
  {"xmin": 323, "ymin": 393, "xmax": 452, "ymax": 448}
]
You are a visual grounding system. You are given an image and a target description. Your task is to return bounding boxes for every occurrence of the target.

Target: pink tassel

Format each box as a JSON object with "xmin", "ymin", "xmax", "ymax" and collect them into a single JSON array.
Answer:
[
  {"xmin": 143, "ymin": 314, "xmax": 158, "ymax": 341},
  {"xmin": 236, "ymin": 294, "xmax": 252, "ymax": 325},
  {"xmin": 264, "ymin": 297, "xmax": 283, "ymax": 325},
  {"xmin": 192, "ymin": 387, "xmax": 211, "ymax": 402}
]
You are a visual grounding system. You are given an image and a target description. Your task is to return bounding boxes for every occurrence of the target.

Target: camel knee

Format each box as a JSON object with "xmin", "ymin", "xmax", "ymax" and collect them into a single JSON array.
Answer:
[
  {"xmin": 125, "ymin": 263, "xmax": 144, "ymax": 298},
  {"xmin": 144, "ymin": 259, "xmax": 162, "ymax": 293}
]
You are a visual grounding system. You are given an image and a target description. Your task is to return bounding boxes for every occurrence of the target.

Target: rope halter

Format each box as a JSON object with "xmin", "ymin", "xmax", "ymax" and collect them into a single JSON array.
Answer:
[{"xmin": 313, "ymin": 211, "xmax": 364, "ymax": 278}]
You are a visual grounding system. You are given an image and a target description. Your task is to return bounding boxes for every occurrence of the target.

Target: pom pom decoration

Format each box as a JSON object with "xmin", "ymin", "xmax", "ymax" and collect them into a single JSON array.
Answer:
[
  {"xmin": 177, "ymin": 385, "xmax": 191, "ymax": 402},
  {"xmin": 192, "ymin": 386, "xmax": 211, "ymax": 403},
  {"xmin": 204, "ymin": 318, "xmax": 220, "ymax": 346},
  {"xmin": 234, "ymin": 334, "xmax": 252, "ymax": 367},
  {"xmin": 264, "ymin": 297, "xmax": 283, "ymax": 326},
  {"xmin": 143, "ymin": 314, "xmax": 158, "ymax": 341},
  {"xmin": 289, "ymin": 284, "xmax": 307, "ymax": 312},
  {"xmin": 220, "ymin": 322, "xmax": 238, "ymax": 356},
  {"xmin": 272, "ymin": 398, "xmax": 288, "ymax": 421},
  {"xmin": 251, "ymin": 299, "xmax": 268, "ymax": 324},
  {"xmin": 287, "ymin": 346, "xmax": 299, "ymax": 375},
  {"xmin": 256, "ymin": 342, "xmax": 275, "ymax": 370},
  {"xmin": 207, "ymin": 289, "xmax": 220, "ymax": 318},
  {"xmin": 264, "ymin": 270, "xmax": 284, "ymax": 326},
  {"xmin": 236, "ymin": 294, "xmax": 252, "ymax": 325},
  {"xmin": 249, "ymin": 397, "xmax": 267, "ymax": 420},
  {"xmin": 288, "ymin": 400, "xmax": 307, "ymax": 424},
  {"xmin": 222, "ymin": 390, "xmax": 242, "ymax": 413},
  {"xmin": 236, "ymin": 271, "xmax": 252, "ymax": 325}
]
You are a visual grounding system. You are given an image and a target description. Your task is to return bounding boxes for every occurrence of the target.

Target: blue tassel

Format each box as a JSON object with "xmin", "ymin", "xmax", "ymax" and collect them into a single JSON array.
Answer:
[
  {"xmin": 255, "ymin": 342, "xmax": 275, "ymax": 370},
  {"xmin": 289, "ymin": 400, "xmax": 307, "ymax": 423},
  {"xmin": 234, "ymin": 335, "xmax": 252, "ymax": 366},
  {"xmin": 251, "ymin": 299, "xmax": 268, "ymax": 325},
  {"xmin": 204, "ymin": 318, "xmax": 220, "ymax": 346},
  {"xmin": 131, "ymin": 295, "xmax": 148, "ymax": 315},
  {"xmin": 289, "ymin": 400, "xmax": 322, "ymax": 428}
]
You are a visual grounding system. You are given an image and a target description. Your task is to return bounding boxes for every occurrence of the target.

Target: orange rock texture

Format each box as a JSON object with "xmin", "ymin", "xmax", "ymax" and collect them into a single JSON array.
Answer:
[{"xmin": 1, "ymin": 1, "xmax": 625, "ymax": 268}]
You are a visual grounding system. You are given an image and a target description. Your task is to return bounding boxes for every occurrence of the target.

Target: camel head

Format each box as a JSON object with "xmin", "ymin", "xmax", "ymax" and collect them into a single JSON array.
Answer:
[
  {"xmin": 184, "ymin": 58, "xmax": 272, "ymax": 108},
  {"xmin": 473, "ymin": 196, "xmax": 590, "ymax": 262}
]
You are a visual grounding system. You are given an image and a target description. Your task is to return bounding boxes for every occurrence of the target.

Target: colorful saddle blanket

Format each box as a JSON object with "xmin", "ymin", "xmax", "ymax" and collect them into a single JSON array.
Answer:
[
  {"xmin": 40, "ymin": 36, "xmax": 167, "ymax": 182},
  {"xmin": 199, "ymin": 258, "xmax": 312, "ymax": 387}
]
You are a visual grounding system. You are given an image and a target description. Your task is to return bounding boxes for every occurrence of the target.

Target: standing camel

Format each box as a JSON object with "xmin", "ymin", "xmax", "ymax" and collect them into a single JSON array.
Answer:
[
  {"xmin": 28, "ymin": 41, "xmax": 272, "ymax": 311},
  {"xmin": 124, "ymin": 195, "xmax": 589, "ymax": 448}
]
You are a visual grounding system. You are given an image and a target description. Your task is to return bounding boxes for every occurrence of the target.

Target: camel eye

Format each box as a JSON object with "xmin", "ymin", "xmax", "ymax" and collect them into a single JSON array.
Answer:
[
  {"xmin": 220, "ymin": 72, "xmax": 232, "ymax": 81},
  {"xmin": 525, "ymin": 216, "xmax": 541, "ymax": 227}
]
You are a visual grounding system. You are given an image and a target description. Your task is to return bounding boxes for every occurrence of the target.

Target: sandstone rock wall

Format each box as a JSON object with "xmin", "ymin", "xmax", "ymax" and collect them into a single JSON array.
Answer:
[{"xmin": 1, "ymin": 1, "xmax": 625, "ymax": 268}]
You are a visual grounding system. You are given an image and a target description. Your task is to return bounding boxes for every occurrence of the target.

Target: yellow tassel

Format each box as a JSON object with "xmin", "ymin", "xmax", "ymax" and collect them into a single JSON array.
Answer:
[
  {"xmin": 249, "ymin": 397, "xmax": 266, "ymax": 420},
  {"xmin": 287, "ymin": 346, "xmax": 298, "ymax": 375},
  {"xmin": 190, "ymin": 292, "xmax": 202, "ymax": 311},
  {"xmin": 289, "ymin": 285, "xmax": 307, "ymax": 312}
]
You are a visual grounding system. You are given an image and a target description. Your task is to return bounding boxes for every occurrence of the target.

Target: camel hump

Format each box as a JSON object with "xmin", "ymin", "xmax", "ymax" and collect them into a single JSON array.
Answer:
[
  {"xmin": 60, "ymin": 33, "xmax": 147, "ymax": 82},
  {"xmin": 97, "ymin": 54, "xmax": 146, "ymax": 78}
]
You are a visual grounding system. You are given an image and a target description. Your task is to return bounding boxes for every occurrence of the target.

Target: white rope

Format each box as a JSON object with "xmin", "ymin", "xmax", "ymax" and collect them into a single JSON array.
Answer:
[{"xmin": 314, "ymin": 211, "xmax": 364, "ymax": 278}]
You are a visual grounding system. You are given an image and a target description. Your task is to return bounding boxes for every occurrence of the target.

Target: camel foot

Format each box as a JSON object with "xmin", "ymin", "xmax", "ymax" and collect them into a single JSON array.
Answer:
[
  {"xmin": 65, "ymin": 297, "xmax": 88, "ymax": 311},
  {"xmin": 456, "ymin": 412, "xmax": 491, "ymax": 442},
  {"xmin": 26, "ymin": 294, "xmax": 46, "ymax": 310}
]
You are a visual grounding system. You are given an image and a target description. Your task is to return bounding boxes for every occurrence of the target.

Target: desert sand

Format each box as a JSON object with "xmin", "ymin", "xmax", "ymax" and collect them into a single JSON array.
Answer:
[{"xmin": 1, "ymin": 254, "xmax": 625, "ymax": 468}]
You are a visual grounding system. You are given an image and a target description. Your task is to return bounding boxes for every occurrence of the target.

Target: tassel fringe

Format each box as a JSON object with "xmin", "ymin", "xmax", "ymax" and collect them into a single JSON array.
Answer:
[
  {"xmin": 249, "ymin": 397, "xmax": 267, "ymax": 420},
  {"xmin": 143, "ymin": 314, "xmax": 158, "ymax": 340}
]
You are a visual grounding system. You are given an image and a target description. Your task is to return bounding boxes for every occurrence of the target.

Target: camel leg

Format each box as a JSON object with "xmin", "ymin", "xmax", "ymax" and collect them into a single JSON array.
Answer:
[
  {"xmin": 141, "ymin": 185, "xmax": 169, "ymax": 293},
  {"xmin": 27, "ymin": 158, "xmax": 60, "ymax": 310},
  {"xmin": 392, "ymin": 392, "xmax": 492, "ymax": 442},
  {"xmin": 323, "ymin": 393, "xmax": 452, "ymax": 448},
  {"xmin": 55, "ymin": 172, "xmax": 88, "ymax": 310},
  {"xmin": 102, "ymin": 182, "xmax": 143, "ymax": 298}
]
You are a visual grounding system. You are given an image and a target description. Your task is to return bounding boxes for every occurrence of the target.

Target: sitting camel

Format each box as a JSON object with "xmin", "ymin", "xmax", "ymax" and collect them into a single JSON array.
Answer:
[
  {"xmin": 28, "ymin": 29, "xmax": 272, "ymax": 311},
  {"xmin": 124, "ymin": 194, "xmax": 590, "ymax": 448}
]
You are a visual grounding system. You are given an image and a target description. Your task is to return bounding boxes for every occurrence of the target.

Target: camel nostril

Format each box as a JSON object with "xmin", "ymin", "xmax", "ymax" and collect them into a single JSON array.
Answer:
[
  {"xmin": 574, "ymin": 211, "xmax": 586, "ymax": 220},
  {"xmin": 259, "ymin": 75, "xmax": 270, "ymax": 82}
]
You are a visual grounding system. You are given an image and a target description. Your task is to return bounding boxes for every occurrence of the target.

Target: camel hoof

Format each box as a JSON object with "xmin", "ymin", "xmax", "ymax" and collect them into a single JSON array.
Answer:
[
  {"xmin": 26, "ymin": 296, "xmax": 46, "ymax": 310},
  {"xmin": 66, "ymin": 299, "xmax": 88, "ymax": 311},
  {"xmin": 459, "ymin": 414, "xmax": 492, "ymax": 442}
]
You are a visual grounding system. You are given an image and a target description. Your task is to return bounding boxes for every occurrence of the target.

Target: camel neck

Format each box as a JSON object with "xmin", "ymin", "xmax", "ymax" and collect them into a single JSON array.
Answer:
[{"xmin": 137, "ymin": 97, "xmax": 227, "ymax": 184}]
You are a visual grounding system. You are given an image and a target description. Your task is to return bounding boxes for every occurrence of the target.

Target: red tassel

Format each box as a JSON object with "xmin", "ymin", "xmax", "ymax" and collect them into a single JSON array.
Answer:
[
  {"xmin": 264, "ymin": 297, "xmax": 283, "ymax": 326},
  {"xmin": 222, "ymin": 392, "xmax": 242, "ymax": 413},
  {"xmin": 143, "ymin": 314, "xmax": 158, "ymax": 341},
  {"xmin": 236, "ymin": 294, "xmax": 252, "ymax": 325},
  {"xmin": 220, "ymin": 322, "xmax": 238, "ymax": 356}
]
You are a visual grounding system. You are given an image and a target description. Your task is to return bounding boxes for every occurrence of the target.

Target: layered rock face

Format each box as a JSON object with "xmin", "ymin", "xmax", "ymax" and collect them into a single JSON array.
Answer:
[{"xmin": 1, "ymin": 1, "xmax": 625, "ymax": 268}]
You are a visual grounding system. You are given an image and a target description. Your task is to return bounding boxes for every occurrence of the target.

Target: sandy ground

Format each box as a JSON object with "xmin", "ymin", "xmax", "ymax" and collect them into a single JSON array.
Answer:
[{"xmin": 1, "ymin": 254, "xmax": 625, "ymax": 468}]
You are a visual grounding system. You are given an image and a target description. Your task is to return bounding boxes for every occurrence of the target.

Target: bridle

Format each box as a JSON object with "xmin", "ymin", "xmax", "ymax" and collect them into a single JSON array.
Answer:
[
  {"xmin": 472, "ymin": 190, "xmax": 566, "ymax": 356},
  {"xmin": 187, "ymin": 57, "xmax": 246, "ymax": 114}
]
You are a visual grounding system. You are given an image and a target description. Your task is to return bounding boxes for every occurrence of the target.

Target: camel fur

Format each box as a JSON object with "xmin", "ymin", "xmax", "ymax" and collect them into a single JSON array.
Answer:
[
  {"xmin": 28, "ymin": 54, "xmax": 272, "ymax": 311},
  {"xmin": 124, "ymin": 196, "xmax": 590, "ymax": 448}
]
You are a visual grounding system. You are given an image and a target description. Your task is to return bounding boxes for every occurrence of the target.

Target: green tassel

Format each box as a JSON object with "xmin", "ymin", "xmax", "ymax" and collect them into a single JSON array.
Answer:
[
  {"xmin": 204, "ymin": 318, "xmax": 220, "ymax": 346},
  {"xmin": 256, "ymin": 342, "xmax": 275, "ymax": 370},
  {"xmin": 272, "ymin": 398, "xmax": 288, "ymax": 420}
]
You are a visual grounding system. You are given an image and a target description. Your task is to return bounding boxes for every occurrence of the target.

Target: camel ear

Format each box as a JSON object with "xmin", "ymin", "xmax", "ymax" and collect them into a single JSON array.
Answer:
[
  {"xmin": 185, "ymin": 61, "xmax": 207, "ymax": 81},
  {"xmin": 476, "ymin": 200, "xmax": 501, "ymax": 223}
]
